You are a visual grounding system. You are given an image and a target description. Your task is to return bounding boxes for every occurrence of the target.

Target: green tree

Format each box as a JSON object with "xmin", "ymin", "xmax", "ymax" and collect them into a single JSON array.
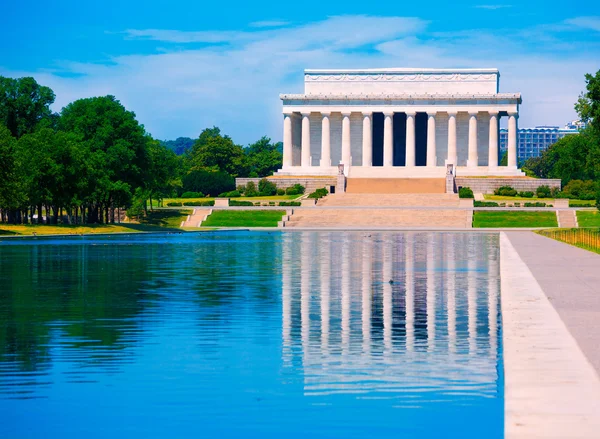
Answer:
[
  {"xmin": 0, "ymin": 76, "xmax": 56, "ymax": 138},
  {"xmin": 245, "ymin": 136, "xmax": 282, "ymax": 177},
  {"xmin": 59, "ymin": 96, "xmax": 149, "ymax": 222},
  {"xmin": 187, "ymin": 127, "xmax": 247, "ymax": 177},
  {"xmin": 575, "ymin": 70, "xmax": 600, "ymax": 135}
]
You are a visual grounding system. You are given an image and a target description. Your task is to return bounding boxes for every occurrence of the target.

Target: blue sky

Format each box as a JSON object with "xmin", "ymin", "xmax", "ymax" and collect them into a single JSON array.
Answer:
[{"xmin": 2, "ymin": 1, "xmax": 599, "ymax": 144}]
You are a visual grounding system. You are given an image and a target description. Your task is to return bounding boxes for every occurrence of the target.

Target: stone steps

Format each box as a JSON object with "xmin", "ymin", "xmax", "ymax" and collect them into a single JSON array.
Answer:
[
  {"xmin": 318, "ymin": 193, "xmax": 460, "ymax": 207},
  {"xmin": 285, "ymin": 208, "xmax": 469, "ymax": 228},
  {"xmin": 557, "ymin": 210, "xmax": 578, "ymax": 228},
  {"xmin": 181, "ymin": 209, "xmax": 212, "ymax": 227}
]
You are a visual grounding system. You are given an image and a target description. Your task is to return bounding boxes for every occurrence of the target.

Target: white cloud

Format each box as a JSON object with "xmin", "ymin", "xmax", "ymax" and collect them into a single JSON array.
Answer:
[
  {"xmin": 249, "ymin": 20, "xmax": 290, "ymax": 28},
  {"xmin": 564, "ymin": 16, "xmax": 600, "ymax": 32},
  {"xmin": 474, "ymin": 5, "xmax": 512, "ymax": 10},
  {"xmin": 1, "ymin": 15, "xmax": 597, "ymax": 143}
]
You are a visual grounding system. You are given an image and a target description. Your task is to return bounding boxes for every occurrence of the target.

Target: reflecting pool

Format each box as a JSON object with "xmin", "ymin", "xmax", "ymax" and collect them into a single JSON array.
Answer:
[{"xmin": 0, "ymin": 231, "xmax": 502, "ymax": 438}]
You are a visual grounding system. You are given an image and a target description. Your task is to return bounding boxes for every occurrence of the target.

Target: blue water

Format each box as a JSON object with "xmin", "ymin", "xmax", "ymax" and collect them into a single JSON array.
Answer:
[{"xmin": 0, "ymin": 231, "xmax": 503, "ymax": 438}]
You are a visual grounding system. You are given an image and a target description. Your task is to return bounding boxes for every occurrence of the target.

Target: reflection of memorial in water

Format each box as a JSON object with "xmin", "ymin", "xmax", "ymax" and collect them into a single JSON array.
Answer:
[{"xmin": 281, "ymin": 232, "xmax": 501, "ymax": 399}]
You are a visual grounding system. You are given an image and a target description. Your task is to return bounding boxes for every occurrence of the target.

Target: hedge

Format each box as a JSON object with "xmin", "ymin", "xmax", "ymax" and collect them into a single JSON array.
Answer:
[
  {"xmin": 229, "ymin": 200, "xmax": 254, "ymax": 206},
  {"xmin": 474, "ymin": 201, "xmax": 499, "ymax": 207},
  {"xmin": 182, "ymin": 201, "xmax": 215, "ymax": 206}
]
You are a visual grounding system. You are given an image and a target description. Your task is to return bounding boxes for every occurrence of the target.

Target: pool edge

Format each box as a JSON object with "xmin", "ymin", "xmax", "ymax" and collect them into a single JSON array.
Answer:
[{"xmin": 499, "ymin": 232, "xmax": 600, "ymax": 438}]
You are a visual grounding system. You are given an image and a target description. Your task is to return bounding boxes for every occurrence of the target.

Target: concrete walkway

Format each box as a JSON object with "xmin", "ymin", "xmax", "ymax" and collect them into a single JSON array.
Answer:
[{"xmin": 505, "ymin": 232, "xmax": 600, "ymax": 374}]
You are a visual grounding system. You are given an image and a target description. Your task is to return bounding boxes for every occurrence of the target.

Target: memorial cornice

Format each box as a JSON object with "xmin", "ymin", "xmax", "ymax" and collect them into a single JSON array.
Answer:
[{"xmin": 280, "ymin": 93, "xmax": 521, "ymax": 103}]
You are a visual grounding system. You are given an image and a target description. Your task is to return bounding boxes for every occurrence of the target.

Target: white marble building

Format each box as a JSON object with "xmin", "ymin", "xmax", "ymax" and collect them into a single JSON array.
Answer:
[{"xmin": 277, "ymin": 68, "xmax": 524, "ymax": 178}]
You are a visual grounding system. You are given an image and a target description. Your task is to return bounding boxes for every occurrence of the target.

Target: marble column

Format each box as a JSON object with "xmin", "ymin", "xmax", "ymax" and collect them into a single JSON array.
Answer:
[
  {"xmin": 383, "ymin": 112, "xmax": 394, "ymax": 167},
  {"xmin": 467, "ymin": 112, "xmax": 478, "ymax": 168},
  {"xmin": 508, "ymin": 112, "xmax": 518, "ymax": 168},
  {"xmin": 447, "ymin": 112, "xmax": 457, "ymax": 166},
  {"xmin": 362, "ymin": 113, "xmax": 372, "ymax": 167},
  {"xmin": 283, "ymin": 113, "xmax": 293, "ymax": 168},
  {"xmin": 405, "ymin": 112, "xmax": 416, "ymax": 167},
  {"xmin": 301, "ymin": 113, "xmax": 311, "ymax": 168},
  {"xmin": 342, "ymin": 113, "xmax": 351, "ymax": 169},
  {"xmin": 488, "ymin": 112, "xmax": 499, "ymax": 168},
  {"xmin": 320, "ymin": 112, "xmax": 331, "ymax": 169},
  {"xmin": 426, "ymin": 113, "xmax": 437, "ymax": 167}
]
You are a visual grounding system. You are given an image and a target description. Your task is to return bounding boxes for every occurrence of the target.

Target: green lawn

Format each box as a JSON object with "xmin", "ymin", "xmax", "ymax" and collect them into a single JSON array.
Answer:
[
  {"xmin": 0, "ymin": 209, "xmax": 191, "ymax": 236},
  {"xmin": 473, "ymin": 211, "xmax": 558, "ymax": 228},
  {"xmin": 577, "ymin": 210, "xmax": 600, "ymax": 227},
  {"xmin": 202, "ymin": 210, "xmax": 285, "ymax": 227}
]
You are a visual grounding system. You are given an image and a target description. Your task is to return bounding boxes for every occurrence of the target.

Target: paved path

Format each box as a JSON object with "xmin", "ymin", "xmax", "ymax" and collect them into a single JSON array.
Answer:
[{"xmin": 506, "ymin": 231, "xmax": 600, "ymax": 374}]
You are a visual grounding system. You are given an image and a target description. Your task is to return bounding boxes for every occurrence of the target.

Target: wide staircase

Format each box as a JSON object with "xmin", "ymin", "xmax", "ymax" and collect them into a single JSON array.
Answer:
[
  {"xmin": 318, "ymin": 193, "xmax": 460, "ymax": 207},
  {"xmin": 285, "ymin": 193, "xmax": 470, "ymax": 229},
  {"xmin": 557, "ymin": 210, "xmax": 578, "ymax": 228}
]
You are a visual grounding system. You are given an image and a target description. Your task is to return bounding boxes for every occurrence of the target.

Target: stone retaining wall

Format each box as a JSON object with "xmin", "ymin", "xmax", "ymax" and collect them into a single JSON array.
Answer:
[
  {"xmin": 456, "ymin": 177, "xmax": 561, "ymax": 194},
  {"xmin": 235, "ymin": 177, "xmax": 337, "ymax": 194}
]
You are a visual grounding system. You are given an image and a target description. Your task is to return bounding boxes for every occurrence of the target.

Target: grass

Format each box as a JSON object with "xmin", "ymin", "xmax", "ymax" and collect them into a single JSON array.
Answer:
[
  {"xmin": 537, "ymin": 228, "xmax": 600, "ymax": 255},
  {"xmin": 0, "ymin": 209, "xmax": 191, "ymax": 236},
  {"xmin": 473, "ymin": 211, "xmax": 558, "ymax": 228},
  {"xmin": 483, "ymin": 194, "xmax": 596, "ymax": 207},
  {"xmin": 201, "ymin": 210, "xmax": 285, "ymax": 227},
  {"xmin": 577, "ymin": 210, "xmax": 600, "ymax": 227}
]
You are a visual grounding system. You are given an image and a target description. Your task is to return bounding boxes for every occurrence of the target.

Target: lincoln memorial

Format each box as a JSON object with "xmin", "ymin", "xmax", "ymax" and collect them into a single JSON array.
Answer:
[{"xmin": 276, "ymin": 68, "xmax": 525, "ymax": 179}]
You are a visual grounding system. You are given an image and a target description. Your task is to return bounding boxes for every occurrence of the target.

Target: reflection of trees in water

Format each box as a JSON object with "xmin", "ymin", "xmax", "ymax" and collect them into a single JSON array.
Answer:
[
  {"xmin": 0, "ymin": 244, "xmax": 162, "ymax": 374},
  {"xmin": 0, "ymin": 233, "xmax": 284, "ymax": 380}
]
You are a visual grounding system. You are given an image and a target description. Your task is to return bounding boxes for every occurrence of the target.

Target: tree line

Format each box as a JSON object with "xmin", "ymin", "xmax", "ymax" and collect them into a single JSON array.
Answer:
[
  {"xmin": 523, "ymin": 70, "xmax": 600, "ymax": 196},
  {"xmin": 0, "ymin": 76, "xmax": 283, "ymax": 225}
]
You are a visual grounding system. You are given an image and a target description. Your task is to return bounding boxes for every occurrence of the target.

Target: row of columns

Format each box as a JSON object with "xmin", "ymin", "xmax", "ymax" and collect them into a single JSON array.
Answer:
[{"xmin": 283, "ymin": 111, "xmax": 519, "ymax": 169}]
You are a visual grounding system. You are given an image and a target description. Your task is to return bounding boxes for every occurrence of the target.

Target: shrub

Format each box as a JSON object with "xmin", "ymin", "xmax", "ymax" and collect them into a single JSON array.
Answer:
[
  {"xmin": 570, "ymin": 201, "xmax": 594, "ymax": 208},
  {"xmin": 514, "ymin": 202, "xmax": 520, "ymax": 207},
  {"xmin": 166, "ymin": 202, "xmax": 183, "ymax": 207},
  {"xmin": 181, "ymin": 191, "xmax": 204, "ymax": 199},
  {"xmin": 518, "ymin": 191, "xmax": 534, "ymax": 198},
  {"xmin": 494, "ymin": 186, "xmax": 517, "ymax": 197},
  {"xmin": 474, "ymin": 201, "xmax": 499, "ymax": 207},
  {"xmin": 244, "ymin": 181, "xmax": 259, "ymax": 197},
  {"xmin": 126, "ymin": 199, "xmax": 145, "ymax": 218},
  {"xmin": 524, "ymin": 202, "xmax": 547, "ymax": 207},
  {"xmin": 286, "ymin": 184, "xmax": 305, "ymax": 195},
  {"xmin": 278, "ymin": 201, "xmax": 301, "ymax": 207},
  {"xmin": 237, "ymin": 185, "xmax": 245, "ymax": 194},
  {"xmin": 218, "ymin": 190, "xmax": 241, "ymax": 198},
  {"xmin": 563, "ymin": 180, "xmax": 598, "ymax": 200},
  {"xmin": 182, "ymin": 169, "xmax": 235, "ymax": 197},
  {"xmin": 229, "ymin": 200, "xmax": 254, "ymax": 206},
  {"xmin": 596, "ymin": 190, "xmax": 600, "ymax": 212},
  {"xmin": 536, "ymin": 185, "xmax": 552, "ymax": 198},
  {"xmin": 307, "ymin": 187, "xmax": 329, "ymax": 199},
  {"xmin": 458, "ymin": 187, "xmax": 474, "ymax": 199},
  {"xmin": 183, "ymin": 201, "xmax": 215, "ymax": 207},
  {"xmin": 269, "ymin": 201, "xmax": 275, "ymax": 206},
  {"xmin": 258, "ymin": 178, "xmax": 278, "ymax": 196},
  {"xmin": 276, "ymin": 188, "xmax": 285, "ymax": 196}
]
